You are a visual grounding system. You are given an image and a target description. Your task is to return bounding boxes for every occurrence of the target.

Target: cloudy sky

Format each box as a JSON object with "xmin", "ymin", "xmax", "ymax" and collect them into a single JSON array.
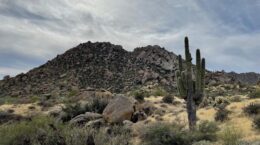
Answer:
[{"xmin": 0, "ymin": 0, "xmax": 260, "ymax": 79}]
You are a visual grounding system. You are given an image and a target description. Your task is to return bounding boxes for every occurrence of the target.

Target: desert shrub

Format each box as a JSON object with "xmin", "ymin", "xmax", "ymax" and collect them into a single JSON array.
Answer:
[
  {"xmin": 229, "ymin": 96, "xmax": 242, "ymax": 102},
  {"xmin": 253, "ymin": 115, "xmax": 260, "ymax": 130},
  {"xmin": 0, "ymin": 111, "xmax": 24, "ymax": 124},
  {"xmin": 0, "ymin": 116, "xmax": 65, "ymax": 145},
  {"xmin": 140, "ymin": 122, "xmax": 192, "ymax": 145},
  {"xmin": 0, "ymin": 116, "xmax": 131, "ymax": 145},
  {"xmin": 63, "ymin": 125, "xmax": 131, "ymax": 145},
  {"xmin": 162, "ymin": 95, "xmax": 174, "ymax": 104},
  {"xmin": 61, "ymin": 103, "xmax": 85, "ymax": 122},
  {"xmin": 213, "ymin": 96, "xmax": 230, "ymax": 109},
  {"xmin": 243, "ymin": 103, "xmax": 260, "ymax": 116},
  {"xmin": 237, "ymin": 140, "xmax": 260, "ymax": 145},
  {"xmin": 248, "ymin": 88, "xmax": 260, "ymax": 99},
  {"xmin": 192, "ymin": 140, "xmax": 214, "ymax": 145},
  {"xmin": 151, "ymin": 87, "xmax": 167, "ymax": 96},
  {"xmin": 61, "ymin": 98, "xmax": 108, "ymax": 122},
  {"xmin": 219, "ymin": 126, "xmax": 242, "ymax": 145},
  {"xmin": 215, "ymin": 107, "xmax": 230, "ymax": 122},
  {"xmin": 68, "ymin": 90, "xmax": 79, "ymax": 97},
  {"xmin": 199, "ymin": 96, "xmax": 214, "ymax": 108},
  {"xmin": 132, "ymin": 89, "xmax": 148, "ymax": 102},
  {"xmin": 196, "ymin": 121, "xmax": 219, "ymax": 141},
  {"xmin": 140, "ymin": 122, "xmax": 217, "ymax": 145},
  {"xmin": 84, "ymin": 97, "xmax": 108, "ymax": 114}
]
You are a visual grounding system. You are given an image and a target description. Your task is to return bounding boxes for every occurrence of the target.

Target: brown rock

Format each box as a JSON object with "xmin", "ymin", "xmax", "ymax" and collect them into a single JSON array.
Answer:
[{"xmin": 102, "ymin": 95, "xmax": 135, "ymax": 123}]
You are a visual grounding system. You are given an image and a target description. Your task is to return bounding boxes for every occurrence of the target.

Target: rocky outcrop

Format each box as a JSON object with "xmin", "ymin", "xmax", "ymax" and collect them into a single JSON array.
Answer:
[{"xmin": 102, "ymin": 95, "xmax": 136, "ymax": 123}]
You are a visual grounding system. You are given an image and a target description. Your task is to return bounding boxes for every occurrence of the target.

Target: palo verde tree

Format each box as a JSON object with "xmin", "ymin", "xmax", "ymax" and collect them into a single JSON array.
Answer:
[{"xmin": 175, "ymin": 36, "xmax": 206, "ymax": 130}]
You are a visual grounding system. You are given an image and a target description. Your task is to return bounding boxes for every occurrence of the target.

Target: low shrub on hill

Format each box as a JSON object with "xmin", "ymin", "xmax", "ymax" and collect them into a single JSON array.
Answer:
[
  {"xmin": 215, "ymin": 107, "xmax": 230, "ymax": 122},
  {"xmin": 60, "ymin": 97, "xmax": 108, "ymax": 122},
  {"xmin": 248, "ymin": 88, "xmax": 260, "ymax": 99},
  {"xmin": 197, "ymin": 121, "xmax": 219, "ymax": 141},
  {"xmin": 243, "ymin": 103, "xmax": 260, "ymax": 116},
  {"xmin": 253, "ymin": 115, "xmax": 260, "ymax": 130},
  {"xmin": 140, "ymin": 121, "xmax": 219, "ymax": 145},
  {"xmin": 219, "ymin": 126, "xmax": 242, "ymax": 145},
  {"xmin": 162, "ymin": 95, "xmax": 174, "ymax": 104},
  {"xmin": 0, "ymin": 115, "xmax": 131, "ymax": 145},
  {"xmin": 151, "ymin": 87, "xmax": 167, "ymax": 96}
]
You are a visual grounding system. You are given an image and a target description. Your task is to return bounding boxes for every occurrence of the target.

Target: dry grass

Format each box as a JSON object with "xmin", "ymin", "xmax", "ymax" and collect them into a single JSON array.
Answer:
[
  {"xmin": 145, "ymin": 95, "xmax": 260, "ymax": 142},
  {"xmin": 0, "ymin": 103, "xmax": 42, "ymax": 116}
]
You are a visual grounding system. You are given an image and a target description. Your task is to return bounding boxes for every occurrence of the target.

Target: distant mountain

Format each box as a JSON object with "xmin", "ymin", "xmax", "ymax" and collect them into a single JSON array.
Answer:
[
  {"xmin": 0, "ymin": 41, "xmax": 255, "ymax": 97},
  {"xmin": 227, "ymin": 72, "xmax": 260, "ymax": 85}
]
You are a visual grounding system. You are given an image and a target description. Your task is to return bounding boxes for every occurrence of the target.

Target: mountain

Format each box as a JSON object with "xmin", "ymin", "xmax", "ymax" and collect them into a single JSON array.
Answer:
[
  {"xmin": 227, "ymin": 72, "xmax": 260, "ymax": 85},
  {"xmin": 0, "ymin": 41, "xmax": 254, "ymax": 97},
  {"xmin": 0, "ymin": 42, "xmax": 179, "ymax": 97}
]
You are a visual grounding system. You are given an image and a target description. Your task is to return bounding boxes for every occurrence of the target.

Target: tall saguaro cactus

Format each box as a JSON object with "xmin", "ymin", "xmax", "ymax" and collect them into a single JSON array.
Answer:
[{"xmin": 175, "ymin": 37, "xmax": 206, "ymax": 130}]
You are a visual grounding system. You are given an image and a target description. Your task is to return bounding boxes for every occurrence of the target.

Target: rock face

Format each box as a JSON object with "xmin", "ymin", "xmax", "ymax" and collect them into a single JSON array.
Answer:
[{"xmin": 102, "ymin": 95, "xmax": 135, "ymax": 123}]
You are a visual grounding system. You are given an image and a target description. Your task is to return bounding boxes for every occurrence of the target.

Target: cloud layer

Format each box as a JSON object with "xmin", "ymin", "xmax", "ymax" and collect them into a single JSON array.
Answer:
[{"xmin": 0, "ymin": 0, "xmax": 260, "ymax": 78}]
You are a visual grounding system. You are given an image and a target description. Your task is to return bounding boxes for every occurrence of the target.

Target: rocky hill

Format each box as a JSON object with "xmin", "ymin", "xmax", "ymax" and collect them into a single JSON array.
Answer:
[
  {"xmin": 227, "ymin": 72, "xmax": 260, "ymax": 85},
  {"xmin": 0, "ymin": 42, "xmax": 180, "ymax": 97},
  {"xmin": 0, "ymin": 41, "xmax": 248, "ymax": 97}
]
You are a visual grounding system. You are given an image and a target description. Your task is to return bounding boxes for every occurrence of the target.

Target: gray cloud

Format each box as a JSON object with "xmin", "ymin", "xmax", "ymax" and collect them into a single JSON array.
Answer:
[{"xmin": 0, "ymin": 0, "xmax": 260, "ymax": 79}]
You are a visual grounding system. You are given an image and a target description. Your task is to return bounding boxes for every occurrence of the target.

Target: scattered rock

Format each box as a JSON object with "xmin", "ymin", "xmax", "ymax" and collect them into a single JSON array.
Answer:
[
  {"xmin": 85, "ymin": 118, "xmax": 105, "ymax": 128},
  {"xmin": 69, "ymin": 112, "xmax": 102, "ymax": 125}
]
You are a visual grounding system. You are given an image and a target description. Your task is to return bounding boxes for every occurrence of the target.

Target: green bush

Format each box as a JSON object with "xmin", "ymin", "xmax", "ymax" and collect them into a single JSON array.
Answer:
[
  {"xmin": 237, "ymin": 140, "xmax": 260, "ymax": 145},
  {"xmin": 61, "ymin": 103, "xmax": 85, "ymax": 122},
  {"xmin": 140, "ymin": 122, "xmax": 218, "ymax": 145},
  {"xmin": 0, "ymin": 116, "xmax": 65, "ymax": 145},
  {"xmin": 0, "ymin": 111, "xmax": 24, "ymax": 124},
  {"xmin": 84, "ymin": 97, "xmax": 108, "ymax": 114},
  {"xmin": 133, "ymin": 90, "xmax": 147, "ymax": 102},
  {"xmin": 0, "ymin": 116, "xmax": 131, "ymax": 145},
  {"xmin": 215, "ymin": 107, "xmax": 230, "ymax": 122},
  {"xmin": 196, "ymin": 121, "xmax": 219, "ymax": 141},
  {"xmin": 243, "ymin": 103, "xmax": 260, "ymax": 116},
  {"xmin": 151, "ymin": 87, "xmax": 167, "ymax": 96},
  {"xmin": 213, "ymin": 97, "xmax": 230, "ymax": 109},
  {"xmin": 219, "ymin": 126, "xmax": 242, "ymax": 145},
  {"xmin": 60, "ymin": 98, "xmax": 108, "ymax": 122},
  {"xmin": 63, "ymin": 125, "xmax": 131, "ymax": 145},
  {"xmin": 192, "ymin": 140, "xmax": 214, "ymax": 145},
  {"xmin": 229, "ymin": 96, "xmax": 242, "ymax": 102},
  {"xmin": 140, "ymin": 122, "xmax": 191, "ymax": 145},
  {"xmin": 253, "ymin": 115, "xmax": 260, "ymax": 130},
  {"xmin": 248, "ymin": 89, "xmax": 260, "ymax": 99},
  {"xmin": 162, "ymin": 95, "xmax": 174, "ymax": 104}
]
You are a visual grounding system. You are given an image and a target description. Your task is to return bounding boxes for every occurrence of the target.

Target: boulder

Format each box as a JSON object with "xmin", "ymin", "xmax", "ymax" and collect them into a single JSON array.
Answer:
[
  {"xmin": 102, "ymin": 95, "xmax": 135, "ymax": 123},
  {"xmin": 69, "ymin": 112, "xmax": 102, "ymax": 125}
]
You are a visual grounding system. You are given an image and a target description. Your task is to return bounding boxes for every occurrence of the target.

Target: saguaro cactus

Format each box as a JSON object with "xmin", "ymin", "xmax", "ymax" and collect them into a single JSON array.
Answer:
[{"xmin": 175, "ymin": 37, "xmax": 206, "ymax": 130}]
